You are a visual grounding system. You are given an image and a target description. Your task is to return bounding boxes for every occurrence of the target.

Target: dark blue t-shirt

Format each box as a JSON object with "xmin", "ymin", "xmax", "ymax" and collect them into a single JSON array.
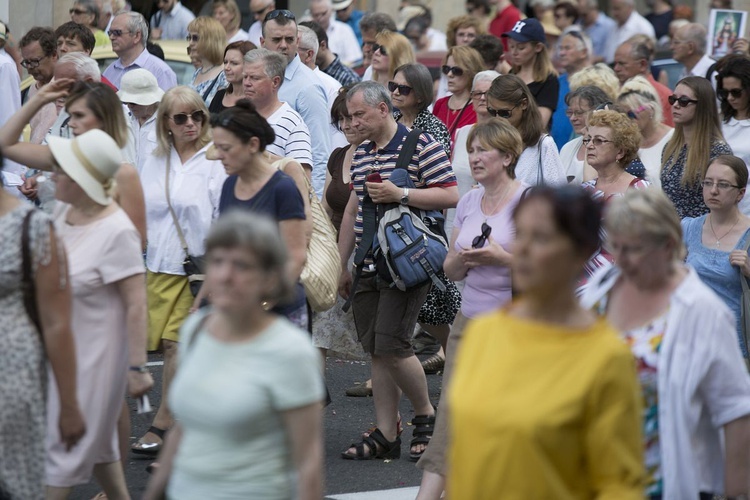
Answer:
[{"xmin": 219, "ymin": 170, "xmax": 307, "ymax": 316}]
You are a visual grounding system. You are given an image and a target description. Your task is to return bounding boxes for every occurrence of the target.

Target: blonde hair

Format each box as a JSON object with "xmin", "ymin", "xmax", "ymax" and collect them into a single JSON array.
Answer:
[
  {"xmin": 662, "ymin": 76, "xmax": 726, "ymax": 186},
  {"xmin": 605, "ymin": 188, "xmax": 685, "ymax": 261},
  {"xmin": 213, "ymin": 0, "xmax": 242, "ymax": 34},
  {"xmin": 617, "ymin": 75, "xmax": 663, "ymax": 124},
  {"xmin": 466, "ymin": 118, "xmax": 524, "ymax": 179},
  {"xmin": 569, "ymin": 63, "xmax": 620, "ymax": 100},
  {"xmin": 444, "ymin": 45, "xmax": 485, "ymax": 93},
  {"xmin": 187, "ymin": 16, "xmax": 226, "ymax": 66},
  {"xmin": 510, "ymin": 41, "xmax": 557, "ymax": 83},
  {"xmin": 372, "ymin": 31, "xmax": 416, "ymax": 82},
  {"xmin": 155, "ymin": 86, "xmax": 212, "ymax": 157},
  {"xmin": 587, "ymin": 110, "xmax": 642, "ymax": 166}
]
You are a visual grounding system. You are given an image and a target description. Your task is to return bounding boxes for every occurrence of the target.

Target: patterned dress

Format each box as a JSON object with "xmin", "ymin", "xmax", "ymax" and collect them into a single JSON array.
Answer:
[
  {"xmin": 191, "ymin": 69, "xmax": 227, "ymax": 107},
  {"xmin": 0, "ymin": 204, "xmax": 54, "ymax": 499},
  {"xmin": 396, "ymin": 108, "xmax": 452, "ymax": 158},
  {"xmin": 661, "ymin": 141, "xmax": 733, "ymax": 219}
]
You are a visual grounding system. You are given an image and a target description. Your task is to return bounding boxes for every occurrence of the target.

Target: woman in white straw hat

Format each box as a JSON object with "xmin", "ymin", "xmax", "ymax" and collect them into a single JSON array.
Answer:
[
  {"xmin": 46, "ymin": 127, "xmax": 152, "ymax": 497},
  {"xmin": 117, "ymin": 68, "xmax": 164, "ymax": 175}
]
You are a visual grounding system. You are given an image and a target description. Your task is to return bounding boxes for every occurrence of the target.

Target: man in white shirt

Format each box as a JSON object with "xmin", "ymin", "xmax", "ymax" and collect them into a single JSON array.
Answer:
[
  {"xmin": 149, "ymin": 0, "xmax": 195, "ymax": 41},
  {"xmin": 297, "ymin": 25, "xmax": 347, "ymax": 150},
  {"xmin": 604, "ymin": 0, "xmax": 655, "ymax": 63},
  {"xmin": 673, "ymin": 23, "xmax": 716, "ymax": 83},
  {"xmin": 242, "ymin": 48, "xmax": 313, "ymax": 173},
  {"xmin": 248, "ymin": 0, "xmax": 275, "ymax": 47},
  {"xmin": 308, "ymin": 0, "xmax": 362, "ymax": 66},
  {"xmin": 0, "ymin": 21, "xmax": 24, "ymax": 197},
  {"xmin": 117, "ymin": 69, "xmax": 164, "ymax": 174}
]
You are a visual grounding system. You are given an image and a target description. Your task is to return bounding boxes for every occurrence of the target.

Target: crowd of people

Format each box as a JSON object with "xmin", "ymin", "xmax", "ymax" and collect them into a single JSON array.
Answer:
[{"xmin": 2, "ymin": 0, "xmax": 750, "ymax": 498}]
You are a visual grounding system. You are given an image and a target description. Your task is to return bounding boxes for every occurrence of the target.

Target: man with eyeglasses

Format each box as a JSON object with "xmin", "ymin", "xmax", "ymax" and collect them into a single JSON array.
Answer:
[
  {"xmin": 614, "ymin": 35, "xmax": 674, "ymax": 126},
  {"xmin": 358, "ymin": 12, "xmax": 396, "ymax": 77},
  {"xmin": 149, "ymin": 0, "xmax": 195, "ymax": 41},
  {"xmin": 103, "ymin": 12, "xmax": 177, "ymax": 91},
  {"xmin": 550, "ymin": 28, "xmax": 593, "ymax": 149},
  {"xmin": 248, "ymin": 0, "xmax": 274, "ymax": 46},
  {"xmin": 262, "ymin": 9, "xmax": 332, "ymax": 197},
  {"xmin": 19, "ymin": 27, "xmax": 59, "ymax": 146},
  {"xmin": 672, "ymin": 23, "xmax": 717, "ymax": 86},
  {"xmin": 308, "ymin": 0, "xmax": 362, "ymax": 67}
]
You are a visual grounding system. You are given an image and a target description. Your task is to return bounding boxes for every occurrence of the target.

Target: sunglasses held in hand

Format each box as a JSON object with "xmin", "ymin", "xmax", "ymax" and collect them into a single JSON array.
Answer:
[{"xmin": 472, "ymin": 222, "xmax": 492, "ymax": 249}]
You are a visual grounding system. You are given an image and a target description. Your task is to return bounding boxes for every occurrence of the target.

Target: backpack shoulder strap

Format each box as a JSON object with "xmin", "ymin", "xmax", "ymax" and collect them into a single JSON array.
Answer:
[{"xmin": 396, "ymin": 128, "xmax": 423, "ymax": 171}]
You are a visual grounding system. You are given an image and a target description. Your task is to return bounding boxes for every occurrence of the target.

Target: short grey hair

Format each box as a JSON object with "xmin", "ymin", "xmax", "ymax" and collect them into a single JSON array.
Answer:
[
  {"xmin": 76, "ymin": 0, "xmax": 101, "ymax": 26},
  {"xmin": 347, "ymin": 80, "xmax": 393, "ymax": 113},
  {"xmin": 563, "ymin": 27, "xmax": 593, "ymax": 57},
  {"xmin": 244, "ymin": 48, "xmax": 287, "ymax": 87},
  {"xmin": 680, "ymin": 23, "xmax": 707, "ymax": 54},
  {"xmin": 625, "ymin": 34, "xmax": 655, "ymax": 63},
  {"xmin": 565, "ymin": 85, "xmax": 611, "ymax": 108},
  {"xmin": 58, "ymin": 52, "xmax": 101, "ymax": 81},
  {"xmin": 119, "ymin": 12, "xmax": 148, "ymax": 48},
  {"xmin": 297, "ymin": 25, "xmax": 319, "ymax": 59},
  {"xmin": 473, "ymin": 70, "xmax": 500, "ymax": 89}
]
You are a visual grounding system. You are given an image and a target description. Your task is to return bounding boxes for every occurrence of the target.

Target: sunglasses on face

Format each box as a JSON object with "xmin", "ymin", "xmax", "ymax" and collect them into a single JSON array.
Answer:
[
  {"xmin": 69, "ymin": 7, "xmax": 91, "ymax": 15},
  {"xmin": 668, "ymin": 94, "xmax": 698, "ymax": 107},
  {"xmin": 108, "ymin": 29, "xmax": 131, "ymax": 38},
  {"xmin": 170, "ymin": 111, "xmax": 205, "ymax": 125},
  {"xmin": 371, "ymin": 43, "xmax": 387, "ymax": 56},
  {"xmin": 441, "ymin": 65, "xmax": 464, "ymax": 77},
  {"xmin": 185, "ymin": 34, "xmax": 200, "ymax": 43},
  {"xmin": 387, "ymin": 81, "xmax": 412, "ymax": 95},
  {"xmin": 264, "ymin": 9, "xmax": 296, "ymax": 22},
  {"xmin": 718, "ymin": 88, "xmax": 744, "ymax": 100},
  {"xmin": 472, "ymin": 222, "xmax": 492, "ymax": 249},
  {"xmin": 486, "ymin": 105, "xmax": 516, "ymax": 119},
  {"xmin": 20, "ymin": 55, "xmax": 48, "ymax": 69}
]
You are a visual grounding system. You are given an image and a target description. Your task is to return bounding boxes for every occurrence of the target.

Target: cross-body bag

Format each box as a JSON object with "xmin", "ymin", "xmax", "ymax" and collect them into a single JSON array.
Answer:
[
  {"xmin": 343, "ymin": 129, "xmax": 448, "ymax": 311},
  {"xmin": 275, "ymin": 158, "xmax": 341, "ymax": 312},
  {"xmin": 740, "ymin": 236, "xmax": 750, "ymax": 370},
  {"xmin": 165, "ymin": 155, "xmax": 205, "ymax": 297}
]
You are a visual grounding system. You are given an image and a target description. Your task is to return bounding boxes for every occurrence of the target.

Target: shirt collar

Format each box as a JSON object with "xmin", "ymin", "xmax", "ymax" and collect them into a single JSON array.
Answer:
[
  {"xmin": 363, "ymin": 122, "xmax": 409, "ymax": 154},
  {"xmin": 285, "ymin": 54, "xmax": 301, "ymax": 80},
  {"xmin": 115, "ymin": 47, "xmax": 149, "ymax": 69}
]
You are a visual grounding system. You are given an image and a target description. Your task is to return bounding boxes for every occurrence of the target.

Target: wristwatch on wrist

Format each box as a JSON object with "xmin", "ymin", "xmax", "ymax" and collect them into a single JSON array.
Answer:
[
  {"xmin": 129, "ymin": 365, "xmax": 148, "ymax": 373},
  {"xmin": 400, "ymin": 187, "xmax": 410, "ymax": 206}
]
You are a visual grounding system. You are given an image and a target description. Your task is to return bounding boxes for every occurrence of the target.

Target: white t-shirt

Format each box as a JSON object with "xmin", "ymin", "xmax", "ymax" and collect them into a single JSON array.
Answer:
[
  {"xmin": 638, "ymin": 128, "xmax": 674, "ymax": 190},
  {"xmin": 722, "ymin": 117, "xmax": 750, "ymax": 215},
  {"xmin": 140, "ymin": 144, "xmax": 226, "ymax": 275},
  {"xmin": 516, "ymin": 135, "xmax": 567, "ymax": 186},
  {"xmin": 326, "ymin": 17, "xmax": 363, "ymax": 66},
  {"xmin": 169, "ymin": 312, "xmax": 325, "ymax": 500},
  {"xmin": 559, "ymin": 136, "xmax": 585, "ymax": 185},
  {"xmin": 266, "ymin": 102, "xmax": 313, "ymax": 168}
]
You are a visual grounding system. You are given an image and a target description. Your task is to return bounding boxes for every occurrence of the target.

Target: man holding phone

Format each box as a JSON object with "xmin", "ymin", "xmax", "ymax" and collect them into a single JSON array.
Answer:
[{"xmin": 337, "ymin": 81, "xmax": 458, "ymax": 462}]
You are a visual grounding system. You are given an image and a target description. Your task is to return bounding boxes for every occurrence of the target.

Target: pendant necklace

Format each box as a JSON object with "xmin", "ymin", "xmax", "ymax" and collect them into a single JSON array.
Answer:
[
  {"xmin": 709, "ymin": 213, "xmax": 740, "ymax": 248},
  {"xmin": 482, "ymin": 182, "xmax": 512, "ymax": 223}
]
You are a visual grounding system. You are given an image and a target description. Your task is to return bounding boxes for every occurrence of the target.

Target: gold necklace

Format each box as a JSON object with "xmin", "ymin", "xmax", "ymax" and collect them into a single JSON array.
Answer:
[{"xmin": 709, "ymin": 213, "xmax": 740, "ymax": 248}]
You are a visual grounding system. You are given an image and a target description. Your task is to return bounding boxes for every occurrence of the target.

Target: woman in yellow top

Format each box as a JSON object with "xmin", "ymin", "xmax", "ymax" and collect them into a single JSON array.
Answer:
[{"xmin": 447, "ymin": 185, "xmax": 645, "ymax": 499}]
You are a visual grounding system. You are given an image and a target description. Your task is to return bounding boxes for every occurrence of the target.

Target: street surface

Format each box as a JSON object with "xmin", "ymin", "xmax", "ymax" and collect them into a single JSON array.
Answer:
[{"xmin": 70, "ymin": 351, "xmax": 443, "ymax": 499}]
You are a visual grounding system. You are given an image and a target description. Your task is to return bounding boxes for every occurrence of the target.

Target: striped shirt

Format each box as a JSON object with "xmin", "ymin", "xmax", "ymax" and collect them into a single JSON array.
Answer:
[
  {"xmin": 266, "ymin": 102, "xmax": 313, "ymax": 168},
  {"xmin": 323, "ymin": 55, "xmax": 362, "ymax": 88},
  {"xmin": 351, "ymin": 123, "xmax": 457, "ymax": 254}
]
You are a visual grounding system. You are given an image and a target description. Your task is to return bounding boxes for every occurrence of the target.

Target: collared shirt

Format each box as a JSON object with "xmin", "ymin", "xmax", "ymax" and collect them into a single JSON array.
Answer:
[
  {"xmin": 350, "ymin": 122, "xmax": 457, "ymax": 254},
  {"xmin": 581, "ymin": 12, "xmax": 617, "ymax": 61},
  {"xmin": 103, "ymin": 47, "xmax": 178, "ymax": 91},
  {"xmin": 314, "ymin": 67, "xmax": 348, "ymax": 150},
  {"xmin": 680, "ymin": 53, "xmax": 716, "ymax": 82},
  {"xmin": 326, "ymin": 16, "xmax": 363, "ymax": 67},
  {"xmin": 278, "ymin": 54, "xmax": 332, "ymax": 198},
  {"xmin": 248, "ymin": 21, "xmax": 262, "ymax": 47},
  {"xmin": 128, "ymin": 112, "xmax": 158, "ymax": 174},
  {"xmin": 150, "ymin": 1, "xmax": 195, "ymax": 41},
  {"xmin": 266, "ymin": 102, "xmax": 313, "ymax": 168},
  {"xmin": 141, "ymin": 143, "xmax": 227, "ymax": 275},
  {"xmin": 323, "ymin": 54, "xmax": 361, "ymax": 87},
  {"xmin": 604, "ymin": 11, "xmax": 655, "ymax": 63}
]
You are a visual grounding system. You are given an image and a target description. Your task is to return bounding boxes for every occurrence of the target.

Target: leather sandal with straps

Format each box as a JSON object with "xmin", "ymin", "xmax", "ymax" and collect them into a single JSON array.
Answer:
[
  {"xmin": 362, "ymin": 413, "xmax": 403, "ymax": 439},
  {"xmin": 131, "ymin": 426, "xmax": 167, "ymax": 456},
  {"xmin": 341, "ymin": 428, "xmax": 401, "ymax": 460},
  {"xmin": 409, "ymin": 413, "xmax": 436, "ymax": 462}
]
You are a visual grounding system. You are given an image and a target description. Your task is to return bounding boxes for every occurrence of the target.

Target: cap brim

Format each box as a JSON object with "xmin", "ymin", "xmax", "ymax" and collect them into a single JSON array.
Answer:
[
  {"xmin": 117, "ymin": 89, "xmax": 164, "ymax": 106},
  {"xmin": 48, "ymin": 135, "xmax": 112, "ymax": 205}
]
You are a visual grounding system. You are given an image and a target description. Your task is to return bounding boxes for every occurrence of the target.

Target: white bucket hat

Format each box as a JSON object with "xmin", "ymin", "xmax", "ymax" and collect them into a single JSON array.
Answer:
[
  {"xmin": 48, "ymin": 129, "xmax": 123, "ymax": 205},
  {"xmin": 332, "ymin": 0, "xmax": 354, "ymax": 10},
  {"xmin": 117, "ymin": 68, "xmax": 165, "ymax": 106}
]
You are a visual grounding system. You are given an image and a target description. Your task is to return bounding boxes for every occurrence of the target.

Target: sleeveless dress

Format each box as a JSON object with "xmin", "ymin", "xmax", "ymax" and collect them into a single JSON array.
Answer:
[{"xmin": 0, "ymin": 204, "xmax": 53, "ymax": 499}]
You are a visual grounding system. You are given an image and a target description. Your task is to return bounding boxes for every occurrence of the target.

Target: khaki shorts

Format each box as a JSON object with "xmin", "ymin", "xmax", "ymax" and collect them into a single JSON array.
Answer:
[{"xmin": 352, "ymin": 276, "xmax": 430, "ymax": 358}]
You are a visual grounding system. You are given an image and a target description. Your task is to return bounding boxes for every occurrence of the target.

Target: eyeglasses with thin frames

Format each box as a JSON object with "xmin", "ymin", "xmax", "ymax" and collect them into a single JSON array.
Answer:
[
  {"xmin": 486, "ymin": 105, "xmax": 516, "ymax": 119},
  {"xmin": 108, "ymin": 29, "xmax": 132, "ymax": 38},
  {"xmin": 472, "ymin": 222, "xmax": 492, "ymax": 249},
  {"xmin": 701, "ymin": 180, "xmax": 741, "ymax": 190},
  {"xmin": 582, "ymin": 136, "xmax": 613, "ymax": 147},
  {"xmin": 169, "ymin": 111, "xmax": 205, "ymax": 125}
]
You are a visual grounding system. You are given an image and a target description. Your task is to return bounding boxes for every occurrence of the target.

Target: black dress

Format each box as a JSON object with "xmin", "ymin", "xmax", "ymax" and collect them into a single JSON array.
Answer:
[{"xmin": 209, "ymin": 88, "xmax": 228, "ymax": 116}]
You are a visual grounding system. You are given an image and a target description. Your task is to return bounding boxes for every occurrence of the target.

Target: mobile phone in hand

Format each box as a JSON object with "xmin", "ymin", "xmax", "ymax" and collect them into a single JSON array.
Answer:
[{"xmin": 366, "ymin": 172, "xmax": 382, "ymax": 183}]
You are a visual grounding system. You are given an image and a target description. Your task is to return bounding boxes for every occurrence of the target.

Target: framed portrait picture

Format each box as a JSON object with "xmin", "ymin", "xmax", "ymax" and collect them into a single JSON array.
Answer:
[{"xmin": 708, "ymin": 9, "xmax": 747, "ymax": 59}]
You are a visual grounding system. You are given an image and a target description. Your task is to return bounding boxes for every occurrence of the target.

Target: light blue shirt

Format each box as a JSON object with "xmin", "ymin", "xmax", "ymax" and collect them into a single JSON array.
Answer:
[
  {"xmin": 581, "ymin": 12, "xmax": 616, "ymax": 61},
  {"xmin": 277, "ymin": 55, "xmax": 331, "ymax": 198},
  {"xmin": 150, "ymin": 1, "xmax": 195, "ymax": 41},
  {"xmin": 103, "ymin": 47, "xmax": 178, "ymax": 91}
]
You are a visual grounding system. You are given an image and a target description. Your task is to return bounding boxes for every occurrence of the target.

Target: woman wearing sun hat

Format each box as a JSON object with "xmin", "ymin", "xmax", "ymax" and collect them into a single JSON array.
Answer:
[
  {"xmin": 117, "ymin": 68, "xmax": 165, "ymax": 174},
  {"xmin": 44, "ymin": 128, "xmax": 152, "ymax": 498}
]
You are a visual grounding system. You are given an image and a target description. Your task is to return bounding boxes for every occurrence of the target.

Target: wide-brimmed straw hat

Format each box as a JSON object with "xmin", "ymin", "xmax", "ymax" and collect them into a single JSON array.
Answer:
[
  {"xmin": 48, "ymin": 129, "xmax": 122, "ymax": 205},
  {"xmin": 117, "ymin": 68, "xmax": 165, "ymax": 106}
]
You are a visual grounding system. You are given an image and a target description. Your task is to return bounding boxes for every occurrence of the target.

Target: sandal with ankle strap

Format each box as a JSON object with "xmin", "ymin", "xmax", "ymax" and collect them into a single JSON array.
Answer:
[
  {"xmin": 341, "ymin": 428, "xmax": 401, "ymax": 460},
  {"xmin": 362, "ymin": 413, "xmax": 403, "ymax": 439},
  {"xmin": 131, "ymin": 426, "xmax": 167, "ymax": 456},
  {"xmin": 409, "ymin": 413, "xmax": 436, "ymax": 462}
]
